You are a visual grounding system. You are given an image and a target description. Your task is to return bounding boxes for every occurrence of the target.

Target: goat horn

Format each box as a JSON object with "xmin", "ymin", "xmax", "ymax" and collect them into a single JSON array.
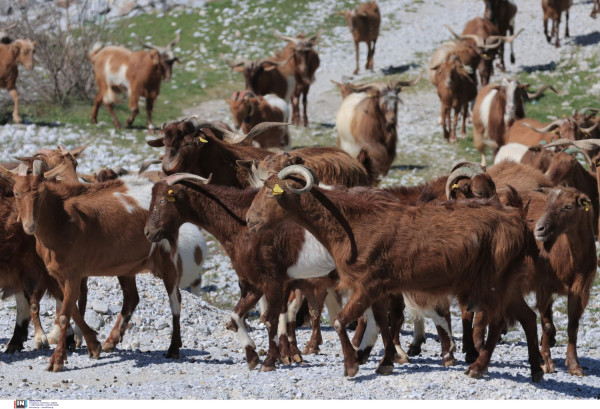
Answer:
[
  {"xmin": 577, "ymin": 107, "xmax": 600, "ymax": 116},
  {"xmin": 221, "ymin": 55, "xmax": 248, "ymax": 68},
  {"xmin": 259, "ymin": 54, "xmax": 293, "ymax": 67},
  {"xmin": 521, "ymin": 119, "xmax": 566, "ymax": 134},
  {"xmin": 139, "ymin": 159, "xmax": 162, "ymax": 175},
  {"xmin": 69, "ymin": 144, "xmax": 89, "ymax": 158},
  {"xmin": 450, "ymin": 161, "xmax": 486, "ymax": 174},
  {"xmin": 526, "ymin": 85, "xmax": 559, "ymax": 100},
  {"xmin": 565, "ymin": 147, "xmax": 594, "ymax": 168},
  {"xmin": 277, "ymin": 165, "xmax": 316, "ymax": 195},
  {"xmin": 274, "ymin": 30, "xmax": 300, "ymax": 44},
  {"xmin": 581, "ymin": 122, "xmax": 600, "ymax": 135},
  {"xmin": 570, "ymin": 139, "xmax": 600, "ymax": 151},
  {"xmin": 543, "ymin": 138, "xmax": 576, "ymax": 149},
  {"xmin": 242, "ymin": 122, "xmax": 291, "ymax": 144},
  {"xmin": 307, "ymin": 29, "xmax": 323, "ymax": 44},
  {"xmin": 165, "ymin": 172, "xmax": 212, "ymax": 186},
  {"xmin": 445, "ymin": 167, "xmax": 481, "ymax": 200},
  {"xmin": 43, "ymin": 162, "xmax": 68, "ymax": 180},
  {"xmin": 394, "ymin": 72, "xmax": 423, "ymax": 89},
  {"xmin": 1, "ymin": 23, "xmax": 16, "ymax": 31},
  {"xmin": 135, "ymin": 34, "xmax": 156, "ymax": 50},
  {"xmin": 58, "ymin": 145, "xmax": 69, "ymax": 155},
  {"xmin": 481, "ymin": 38, "xmax": 503, "ymax": 50},
  {"xmin": 487, "ymin": 28, "xmax": 524, "ymax": 44},
  {"xmin": 32, "ymin": 160, "xmax": 45, "ymax": 176},
  {"xmin": 17, "ymin": 163, "xmax": 30, "ymax": 177},
  {"xmin": 168, "ymin": 32, "xmax": 181, "ymax": 49}
]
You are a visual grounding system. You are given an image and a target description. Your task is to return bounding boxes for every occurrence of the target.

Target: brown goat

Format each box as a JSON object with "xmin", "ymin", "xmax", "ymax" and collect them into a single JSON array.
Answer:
[
  {"xmin": 472, "ymin": 80, "xmax": 558, "ymax": 165},
  {"xmin": 462, "ymin": 17, "xmax": 501, "ymax": 87},
  {"xmin": 542, "ymin": 0, "xmax": 572, "ymax": 47},
  {"xmin": 225, "ymin": 91, "xmax": 290, "ymax": 149},
  {"xmin": 338, "ymin": 1, "xmax": 380, "ymax": 75},
  {"xmin": 432, "ymin": 56, "xmax": 477, "ymax": 142},
  {"xmin": 225, "ymin": 55, "xmax": 295, "ymax": 102},
  {"xmin": 592, "ymin": 0, "xmax": 600, "ymax": 18},
  {"xmin": 505, "ymin": 117, "xmax": 596, "ymax": 147},
  {"xmin": 483, "ymin": 0, "xmax": 518, "ymax": 70},
  {"xmin": 447, "ymin": 163, "xmax": 597, "ymax": 376},
  {"xmin": 274, "ymin": 31, "xmax": 321, "ymax": 126},
  {"xmin": 145, "ymin": 175, "xmax": 342, "ymax": 371},
  {"xmin": 0, "ymin": 38, "xmax": 36, "ymax": 124},
  {"xmin": 10, "ymin": 163, "xmax": 188, "ymax": 372},
  {"xmin": 335, "ymin": 77, "xmax": 419, "ymax": 176},
  {"xmin": 89, "ymin": 35, "xmax": 179, "ymax": 129},
  {"xmin": 246, "ymin": 165, "xmax": 544, "ymax": 381}
]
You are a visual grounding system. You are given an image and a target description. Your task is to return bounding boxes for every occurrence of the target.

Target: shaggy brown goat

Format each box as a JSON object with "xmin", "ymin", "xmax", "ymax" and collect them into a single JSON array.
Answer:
[{"xmin": 246, "ymin": 165, "xmax": 544, "ymax": 381}]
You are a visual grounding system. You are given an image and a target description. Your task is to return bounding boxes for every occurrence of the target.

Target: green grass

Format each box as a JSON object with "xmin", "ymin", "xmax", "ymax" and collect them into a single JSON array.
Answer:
[{"xmin": 13, "ymin": 0, "xmax": 361, "ymax": 135}]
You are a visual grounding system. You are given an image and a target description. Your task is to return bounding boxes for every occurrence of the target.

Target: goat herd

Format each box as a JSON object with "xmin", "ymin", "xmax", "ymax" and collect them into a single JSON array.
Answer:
[{"xmin": 0, "ymin": 0, "xmax": 599, "ymax": 389}]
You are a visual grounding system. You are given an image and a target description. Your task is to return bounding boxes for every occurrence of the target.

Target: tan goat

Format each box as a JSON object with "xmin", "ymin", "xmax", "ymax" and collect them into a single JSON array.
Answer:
[
  {"xmin": 338, "ymin": 1, "xmax": 380, "ymax": 75},
  {"xmin": 0, "ymin": 38, "xmax": 36, "ymax": 124}
]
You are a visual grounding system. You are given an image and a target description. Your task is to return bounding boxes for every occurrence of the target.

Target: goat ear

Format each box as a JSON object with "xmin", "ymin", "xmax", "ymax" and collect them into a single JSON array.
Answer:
[
  {"xmin": 10, "ymin": 42, "xmax": 20, "ymax": 58},
  {"xmin": 150, "ymin": 50, "xmax": 160, "ymax": 65},
  {"xmin": 577, "ymin": 196, "xmax": 592, "ymax": 212},
  {"xmin": 147, "ymin": 137, "xmax": 165, "ymax": 148},
  {"xmin": 232, "ymin": 66, "xmax": 245, "ymax": 72}
]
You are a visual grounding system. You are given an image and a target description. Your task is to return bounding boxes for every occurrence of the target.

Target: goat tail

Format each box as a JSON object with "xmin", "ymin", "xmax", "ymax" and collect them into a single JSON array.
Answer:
[{"xmin": 89, "ymin": 42, "xmax": 103, "ymax": 61}]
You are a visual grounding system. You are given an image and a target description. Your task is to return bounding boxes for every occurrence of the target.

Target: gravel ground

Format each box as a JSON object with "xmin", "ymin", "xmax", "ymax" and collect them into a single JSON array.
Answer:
[{"xmin": 1, "ymin": 0, "xmax": 600, "ymax": 400}]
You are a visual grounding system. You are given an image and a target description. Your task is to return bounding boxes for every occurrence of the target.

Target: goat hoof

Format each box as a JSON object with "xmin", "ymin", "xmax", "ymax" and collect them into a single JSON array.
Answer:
[
  {"xmin": 568, "ymin": 365, "xmax": 584, "ymax": 377},
  {"xmin": 280, "ymin": 356, "xmax": 291, "ymax": 365},
  {"xmin": 245, "ymin": 346, "xmax": 260, "ymax": 370},
  {"xmin": 4, "ymin": 343, "xmax": 23, "ymax": 354},
  {"xmin": 353, "ymin": 69, "xmax": 359, "ymax": 75},
  {"xmin": 532, "ymin": 370, "xmax": 544, "ymax": 383},
  {"xmin": 302, "ymin": 345, "xmax": 320, "ymax": 355},
  {"xmin": 510, "ymin": 56, "xmax": 515, "ymax": 64},
  {"xmin": 356, "ymin": 347, "xmax": 372, "ymax": 364},
  {"xmin": 344, "ymin": 363, "xmax": 359, "ymax": 377},
  {"xmin": 102, "ymin": 342, "xmax": 116, "ymax": 352},
  {"xmin": 89, "ymin": 344, "xmax": 101, "ymax": 359},
  {"xmin": 541, "ymin": 358, "xmax": 555, "ymax": 374},
  {"xmin": 375, "ymin": 363, "xmax": 394, "ymax": 375},
  {"xmin": 443, "ymin": 357, "xmax": 457, "ymax": 367},
  {"xmin": 407, "ymin": 344, "xmax": 421, "ymax": 356},
  {"xmin": 292, "ymin": 354, "xmax": 303, "ymax": 363},
  {"xmin": 464, "ymin": 367, "xmax": 482, "ymax": 379},
  {"xmin": 259, "ymin": 363, "xmax": 275, "ymax": 372},
  {"xmin": 165, "ymin": 348, "xmax": 180, "ymax": 359},
  {"xmin": 394, "ymin": 353, "xmax": 410, "ymax": 365},
  {"xmin": 34, "ymin": 335, "xmax": 50, "ymax": 350}
]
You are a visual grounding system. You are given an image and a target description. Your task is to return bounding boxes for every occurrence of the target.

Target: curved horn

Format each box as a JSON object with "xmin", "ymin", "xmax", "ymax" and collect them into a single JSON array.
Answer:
[
  {"xmin": 394, "ymin": 72, "xmax": 423, "ymax": 90},
  {"xmin": 0, "ymin": 164, "xmax": 16, "ymax": 181},
  {"xmin": 135, "ymin": 34, "xmax": 156, "ymax": 50},
  {"xmin": 581, "ymin": 122, "xmax": 599, "ymax": 135},
  {"xmin": 139, "ymin": 159, "xmax": 162, "ymax": 175},
  {"xmin": 345, "ymin": 82, "xmax": 378, "ymax": 94},
  {"xmin": 521, "ymin": 119, "xmax": 566, "ymax": 134},
  {"xmin": 274, "ymin": 30, "xmax": 300, "ymax": 44},
  {"xmin": 577, "ymin": 107, "xmax": 600, "ymax": 116},
  {"xmin": 481, "ymin": 38, "xmax": 503, "ymax": 50},
  {"xmin": 526, "ymin": 84, "xmax": 559, "ymax": 100},
  {"xmin": 543, "ymin": 138, "xmax": 576, "ymax": 149},
  {"xmin": 168, "ymin": 32, "xmax": 181, "ymax": 49},
  {"xmin": 165, "ymin": 172, "xmax": 212, "ymax": 186},
  {"xmin": 69, "ymin": 144, "xmax": 89, "ymax": 158},
  {"xmin": 277, "ymin": 165, "xmax": 316, "ymax": 194},
  {"xmin": 43, "ymin": 162, "xmax": 68, "ymax": 180},
  {"xmin": 445, "ymin": 167, "xmax": 481, "ymax": 200},
  {"xmin": 242, "ymin": 122, "xmax": 291, "ymax": 144},
  {"xmin": 307, "ymin": 29, "xmax": 323, "ymax": 44},
  {"xmin": 487, "ymin": 28, "xmax": 525, "ymax": 44},
  {"xmin": 221, "ymin": 55, "xmax": 248, "ymax": 68},
  {"xmin": 450, "ymin": 161, "xmax": 486, "ymax": 174}
]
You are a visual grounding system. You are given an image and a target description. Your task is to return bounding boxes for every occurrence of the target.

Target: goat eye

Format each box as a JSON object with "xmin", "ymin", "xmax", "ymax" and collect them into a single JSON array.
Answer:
[
  {"xmin": 160, "ymin": 199, "xmax": 166, "ymax": 205},
  {"xmin": 564, "ymin": 205, "xmax": 573, "ymax": 210}
]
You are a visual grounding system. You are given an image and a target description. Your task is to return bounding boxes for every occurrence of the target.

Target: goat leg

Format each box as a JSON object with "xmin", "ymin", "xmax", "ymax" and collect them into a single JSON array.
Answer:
[
  {"xmin": 103, "ymin": 276, "xmax": 139, "ymax": 352},
  {"xmin": 566, "ymin": 293, "xmax": 586, "ymax": 376},
  {"xmin": 228, "ymin": 287, "xmax": 262, "ymax": 370},
  {"xmin": 5, "ymin": 292, "xmax": 31, "ymax": 353},
  {"xmin": 461, "ymin": 306, "xmax": 479, "ymax": 364},
  {"xmin": 389, "ymin": 295, "xmax": 409, "ymax": 364},
  {"xmin": 511, "ymin": 296, "xmax": 544, "ymax": 383},
  {"xmin": 9, "ymin": 89, "xmax": 21, "ymax": 124},
  {"xmin": 371, "ymin": 298, "xmax": 397, "ymax": 375},
  {"xmin": 30, "ymin": 288, "xmax": 49, "ymax": 350},
  {"xmin": 259, "ymin": 291, "xmax": 284, "ymax": 372}
]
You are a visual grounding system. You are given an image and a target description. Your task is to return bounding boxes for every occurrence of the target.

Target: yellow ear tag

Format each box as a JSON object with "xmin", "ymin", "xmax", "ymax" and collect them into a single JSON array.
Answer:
[
  {"xmin": 451, "ymin": 183, "xmax": 459, "ymax": 190},
  {"xmin": 167, "ymin": 189, "xmax": 176, "ymax": 202},
  {"xmin": 198, "ymin": 136, "xmax": 208, "ymax": 143},
  {"xmin": 272, "ymin": 184, "xmax": 284, "ymax": 196},
  {"xmin": 584, "ymin": 201, "xmax": 590, "ymax": 212}
]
